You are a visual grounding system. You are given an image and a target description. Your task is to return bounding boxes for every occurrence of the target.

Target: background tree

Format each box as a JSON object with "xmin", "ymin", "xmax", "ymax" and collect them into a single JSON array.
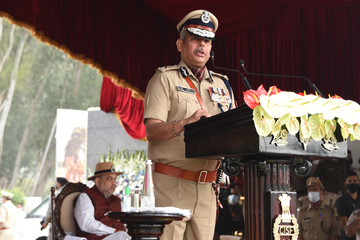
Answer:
[{"xmin": 0, "ymin": 18, "xmax": 102, "ymax": 197}]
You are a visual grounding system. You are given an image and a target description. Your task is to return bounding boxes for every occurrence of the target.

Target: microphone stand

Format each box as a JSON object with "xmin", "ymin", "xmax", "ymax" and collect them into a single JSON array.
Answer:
[
  {"xmin": 240, "ymin": 59, "xmax": 325, "ymax": 98},
  {"xmin": 210, "ymin": 51, "xmax": 252, "ymax": 90}
]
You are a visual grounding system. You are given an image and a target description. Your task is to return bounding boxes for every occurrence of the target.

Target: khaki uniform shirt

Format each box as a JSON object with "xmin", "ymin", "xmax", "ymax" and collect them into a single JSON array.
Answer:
[
  {"xmin": 0, "ymin": 200, "xmax": 17, "ymax": 240},
  {"xmin": 144, "ymin": 60, "xmax": 235, "ymax": 172},
  {"xmin": 297, "ymin": 202, "xmax": 340, "ymax": 240},
  {"xmin": 345, "ymin": 209, "xmax": 360, "ymax": 240}
]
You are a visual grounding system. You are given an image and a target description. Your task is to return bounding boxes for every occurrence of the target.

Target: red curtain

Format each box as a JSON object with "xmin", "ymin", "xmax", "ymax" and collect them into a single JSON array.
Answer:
[
  {"xmin": 100, "ymin": 77, "xmax": 146, "ymax": 140},
  {"xmin": 1, "ymin": 0, "xmax": 360, "ymax": 139}
]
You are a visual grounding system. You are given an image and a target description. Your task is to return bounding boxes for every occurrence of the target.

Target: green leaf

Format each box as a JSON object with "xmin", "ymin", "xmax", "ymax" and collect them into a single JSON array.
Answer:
[
  {"xmin": 253, "ymin": 105, "xmax": 275, "ymax": 136},
  {"xmin": 308, "ymin": 114, "xmax": 325, "ymax": 141},
  {"xmin": 337, "ymin": 118, "xmax": 349, "ymax": 140},
  {"xmin": 324, "ymin": 119, "xmax": 336, "ymax": 138},
  {"xmin": 347, "ymin": 123, "xmax": 354, "ymax": 135},
  {"xmin": 300, "ymin": 115, "xmax": 311, "ymax": 139},
  {"xmin": 272, "ymin": 119, "xmax": 282, "ymax": 136},
  {"xmin": 353, "ymin": 124, "xmax": 360, "ymax": 140},
  {"xmin": 278, "ymin": 113, "xmax": 291, "ymax": 125},
  {"xmin": 350, "ymin": 134, "xmax": 356, "ymax": 141},
  {"xmin": 286, "ymin": 116, "xmax": 299, "ymax": 135}
]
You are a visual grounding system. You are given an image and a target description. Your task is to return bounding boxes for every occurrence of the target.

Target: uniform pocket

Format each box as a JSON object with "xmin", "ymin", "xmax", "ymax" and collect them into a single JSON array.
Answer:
[
  {"xmin": 320, "ymin": 218, "xmax": 332, "ymax": 233},
  {"xmin": 177, "ymin": 91, "xmax": 199, "ymax": 118},
  {"xmin": 302, "ymin": 218, "xmax": 314, "ymax": 231}
]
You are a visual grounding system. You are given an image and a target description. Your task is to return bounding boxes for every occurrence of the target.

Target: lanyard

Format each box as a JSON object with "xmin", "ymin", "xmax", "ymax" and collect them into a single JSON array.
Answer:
[{"xmin": 184, "ymin": 76, "xmax": 207, "ymax": 112}]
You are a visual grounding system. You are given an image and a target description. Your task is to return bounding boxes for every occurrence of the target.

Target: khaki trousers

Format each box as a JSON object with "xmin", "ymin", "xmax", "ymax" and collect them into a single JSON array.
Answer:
[
  {"xmin": 0, "ymin": 229, "xmax": 14, "ymax": 240},
  {"xmin": 153, "ymin": 172, "xmax": 216, "ymax": 240}
]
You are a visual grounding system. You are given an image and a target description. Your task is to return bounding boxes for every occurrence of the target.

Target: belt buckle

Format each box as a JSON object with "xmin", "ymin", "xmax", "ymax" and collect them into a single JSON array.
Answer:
[{"xmin": 198, "ymin": 171, "xmax": 207, "ymax": 183}]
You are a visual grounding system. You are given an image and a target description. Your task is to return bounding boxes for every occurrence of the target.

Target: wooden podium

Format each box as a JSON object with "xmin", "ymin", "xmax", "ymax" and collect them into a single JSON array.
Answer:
[{"xmin": 184, "ymin": 104, "xmax": 347, "ymax": 240}]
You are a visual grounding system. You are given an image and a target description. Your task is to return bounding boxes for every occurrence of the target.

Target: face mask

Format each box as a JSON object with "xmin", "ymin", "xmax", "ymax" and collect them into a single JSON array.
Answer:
[
  {"xmin": 228, "ymin": 194, "xmax": 240, "ymax": 205},
  {"xmin": 346, "ymin": 183, "xmax": 359, "ymax": 193},
  {"xmin": 308, "ymin": 192, "xmax": 320, "ymax": 203}
]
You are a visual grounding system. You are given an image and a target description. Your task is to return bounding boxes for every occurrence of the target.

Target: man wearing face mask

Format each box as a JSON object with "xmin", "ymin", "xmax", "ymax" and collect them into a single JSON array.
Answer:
[
  {"xmin": 335, "ymin": 171, "xmax": 360, "ymax": 240},
  {"xmin": 297, "ymin": 177, "xmax": 340, "ymax": 240}
]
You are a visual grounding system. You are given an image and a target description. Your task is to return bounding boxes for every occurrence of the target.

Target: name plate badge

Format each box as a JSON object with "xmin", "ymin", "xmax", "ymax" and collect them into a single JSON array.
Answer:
[{"xmin": 177, "ymin": 86, "xmax": 195, "ymax": 94}]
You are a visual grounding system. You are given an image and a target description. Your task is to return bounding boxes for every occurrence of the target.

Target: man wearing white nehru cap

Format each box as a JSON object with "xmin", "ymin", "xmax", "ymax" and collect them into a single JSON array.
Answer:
[{"xmin": 0, "ymin": 190, "xmax": 17, "ymax": 240}]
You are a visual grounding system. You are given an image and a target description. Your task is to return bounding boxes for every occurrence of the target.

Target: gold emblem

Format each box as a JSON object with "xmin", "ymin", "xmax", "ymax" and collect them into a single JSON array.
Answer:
[
  {"xmin": 273, "ymin": 194, "xmax": 299, "ymax": 240},
  {"xmin": 322, "ymin": 135, "xmax": 340, "ymax": 151},
  {"xmin": 271, "ymin": 129, "xmax": 288, "ymax": 147}
]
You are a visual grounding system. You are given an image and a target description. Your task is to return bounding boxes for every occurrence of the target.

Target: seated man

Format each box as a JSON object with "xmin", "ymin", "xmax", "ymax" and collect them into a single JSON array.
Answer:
[
  {"xmin": 297, "ymin": 177, "xmax": 340, "ymax": 240},
  {"xmin": 74, "ymin": 162, "xmax": 131, "ymax": 240}
]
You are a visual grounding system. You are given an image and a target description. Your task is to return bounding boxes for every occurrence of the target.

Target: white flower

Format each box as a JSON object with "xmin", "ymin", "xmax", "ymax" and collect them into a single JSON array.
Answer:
[
  {"xmin": 322, "ymin": 98, "xmax": 346, "ymax": 120},
  {"xmin": 341, "ymin": 100, "xmax": 360, "ymax": 125}
]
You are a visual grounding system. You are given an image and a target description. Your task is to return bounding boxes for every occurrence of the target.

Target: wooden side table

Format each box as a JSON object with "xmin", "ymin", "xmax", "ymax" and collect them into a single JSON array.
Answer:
[{"xmin": 105, "ymin": 211, "xmax": 185, "ymax": 240}]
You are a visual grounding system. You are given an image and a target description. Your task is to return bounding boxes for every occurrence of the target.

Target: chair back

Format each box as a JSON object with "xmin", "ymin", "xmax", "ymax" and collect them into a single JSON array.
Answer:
[{"xmin": 51, "ymin": 182, "xmax": 88, "ymax": 240}]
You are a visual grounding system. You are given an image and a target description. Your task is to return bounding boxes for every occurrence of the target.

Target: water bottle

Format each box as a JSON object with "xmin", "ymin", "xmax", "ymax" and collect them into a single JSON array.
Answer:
[
  {"xmin": 141, "ymin": 159, "xmax": 155, "ymax": 211},
  {"xmin": 123, "ymin": 187, "xmax": 131, "ymax": 212}
]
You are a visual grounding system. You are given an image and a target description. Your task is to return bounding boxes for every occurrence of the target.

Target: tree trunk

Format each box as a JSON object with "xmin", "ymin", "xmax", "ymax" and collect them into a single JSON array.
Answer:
[
  {"xmin": 0, "ymin": 29, "xmax": 29, "ymax": 170},
  {"xmin": 0, "ymin": 24, "xmax": 15, "ymax": 113},
  {"xmin": 0, "ymin": 18, "xmax": 3, "ymax": 42},
  {"xmin": 73, "ymin": 62, "xmax": 84, "ymax": 97},
  {"xmin": 31, "ymin": 117, "xmax": 57, "ymax": 196},
  {"xmin": 34, "ymin": 158, "xmax": 56, "ymax": 196},
  {"xmin": 0, "ymin": 24, "xmax": 15, "ymax": 73},
  {"xmin": 9, "ymin": 54, "xmax": 54, "ymax": 189}
]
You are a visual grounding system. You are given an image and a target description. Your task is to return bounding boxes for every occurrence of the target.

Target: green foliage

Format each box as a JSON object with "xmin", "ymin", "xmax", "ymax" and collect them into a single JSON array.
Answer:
[
  {"xmin": 0, "ymin": 187, "xmax": 26, "ymax": 205},
  {"xmin": 0, "ymin": 19, "xmax": 103, "ymax": 197},
  {"xmin": 99, "ymin": 147, "xmax": 147, "ymax": 190}
]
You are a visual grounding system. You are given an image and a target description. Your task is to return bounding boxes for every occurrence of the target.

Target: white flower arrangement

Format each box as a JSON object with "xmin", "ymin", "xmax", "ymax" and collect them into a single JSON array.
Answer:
[{"xmin": 243, "ymin": 85, "xmax": 360, "ymax": 149}]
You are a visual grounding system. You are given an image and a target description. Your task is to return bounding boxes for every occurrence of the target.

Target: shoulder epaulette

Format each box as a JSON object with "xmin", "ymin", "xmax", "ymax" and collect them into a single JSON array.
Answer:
[
  {"xmin": 156, "ymin": 65, "xmax": 178, "ymax": 73},
  {"xmin": 323, "ymin": 203, "xmax": 336, "ymax": 210},
  {"xmin": 209, "ymin": 70, "xmax": 229, "ymax": 80},
  {"xmin": 298, "ymin": 204, "xmax": 309, "ymax": 212}
]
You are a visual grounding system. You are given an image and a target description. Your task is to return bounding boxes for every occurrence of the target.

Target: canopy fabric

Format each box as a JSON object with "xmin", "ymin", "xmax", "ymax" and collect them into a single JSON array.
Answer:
[
  {"xmin": 101, "ymin": 77, "xmax": 146, "ymax": 140},
  {"xmin": 1, "ymin": 0, "xmax": 360, "ymax": 139}
]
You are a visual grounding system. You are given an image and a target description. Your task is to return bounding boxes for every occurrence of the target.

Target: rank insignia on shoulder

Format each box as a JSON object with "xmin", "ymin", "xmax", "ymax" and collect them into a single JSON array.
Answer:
[
  {"xmin": 179, "ymin": 66, "xmax": 190, "ymax": 78},
  {"xmin": 209, "ymin": 70, "xmax": 228, "ymax": 80},
  {"xmin": 157, "ymin": 65, "xmax": 178, "ymax": 72}
]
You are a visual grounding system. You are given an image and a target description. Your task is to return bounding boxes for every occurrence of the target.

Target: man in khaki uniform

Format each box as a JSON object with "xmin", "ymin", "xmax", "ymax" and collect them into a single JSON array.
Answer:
[
  {"xmin": 0, "ymin": 191, "xmax": 17, "ymax": 240},
  {"xmin": 144, "ymin": 9, "xmax": 235, "ymax": 240},
  {"xmin": 297, "ymin": 177, "xmax": 340, "ymax": 240}
]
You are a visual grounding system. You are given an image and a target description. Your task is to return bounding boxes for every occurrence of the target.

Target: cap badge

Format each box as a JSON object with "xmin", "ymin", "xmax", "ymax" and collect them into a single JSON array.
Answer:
[
  {"xmin": 201, "ymin": 11, "xmax": 210, "ymax": 24},
  {"xmin": 110, "ymin": 165, "xmax": 115, "ymax": 172}
]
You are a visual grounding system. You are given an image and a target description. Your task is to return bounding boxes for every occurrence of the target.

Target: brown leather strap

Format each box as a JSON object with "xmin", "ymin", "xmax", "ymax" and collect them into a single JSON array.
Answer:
[
  {"xmin": 154, "ymin": 162, "xmax": 217, "ymax": 183},
  {"xmin": 184, "ymin": 76, "xmax": 207, "ymax": 111}
]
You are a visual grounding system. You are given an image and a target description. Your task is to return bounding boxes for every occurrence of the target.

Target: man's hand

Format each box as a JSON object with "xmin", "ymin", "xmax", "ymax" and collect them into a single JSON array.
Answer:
[
  {"xmin": 345, "ymin": 216, "xmax": 360, "ymax": 237},
  {"xmin": 145, "ymin": 109, "xmax": 211, "ymax": 142},
  {"xmin": 41, "ymin": 222, "xmax": 48, "ymax": 230},
  {"xmin": 183, "ymin": 109, "xmax": 211, "ymax": 126}
]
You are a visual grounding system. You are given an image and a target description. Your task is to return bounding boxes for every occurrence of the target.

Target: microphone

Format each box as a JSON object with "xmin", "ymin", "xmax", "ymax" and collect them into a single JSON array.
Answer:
[
  {"xmin": 210, "ymin": 51, "xmax": 252, "ymax": 90},
  {"xmin": 240, "ymin": 59, "xmax": 325, "ymax": 98}
]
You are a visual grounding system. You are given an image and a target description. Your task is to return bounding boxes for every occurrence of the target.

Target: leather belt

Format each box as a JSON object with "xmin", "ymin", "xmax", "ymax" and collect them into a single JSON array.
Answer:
[{"xmin": 154, "ymin": 162, "xmax": 217, "ymax": 183}]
